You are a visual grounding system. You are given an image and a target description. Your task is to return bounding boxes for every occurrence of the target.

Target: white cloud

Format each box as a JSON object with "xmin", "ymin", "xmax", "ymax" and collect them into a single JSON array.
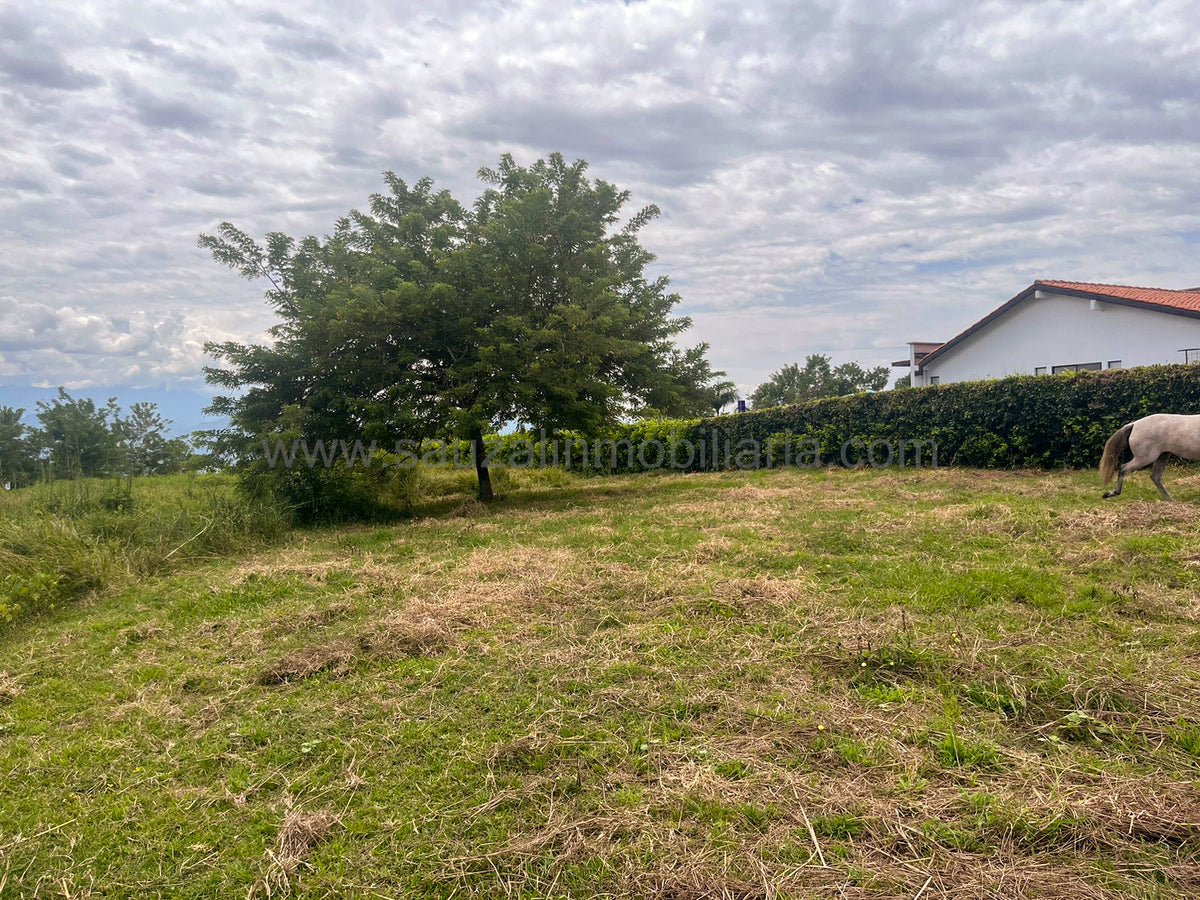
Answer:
[{"xmin": 0, "ymin": 295, "xmax": 265, "ymax": 388}]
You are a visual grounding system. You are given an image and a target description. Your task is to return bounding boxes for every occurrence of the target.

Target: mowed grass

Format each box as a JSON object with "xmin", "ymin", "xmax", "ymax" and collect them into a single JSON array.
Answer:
[{"xmin": 3, "ymin": 465, "xmax": 1200, "ymax": 898}]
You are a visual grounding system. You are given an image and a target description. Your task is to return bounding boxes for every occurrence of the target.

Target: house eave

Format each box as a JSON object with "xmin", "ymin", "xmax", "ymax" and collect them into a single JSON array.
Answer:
[{"xmin": 1032, "ymin": 285, "xmax": 1200, "ymax": 320}]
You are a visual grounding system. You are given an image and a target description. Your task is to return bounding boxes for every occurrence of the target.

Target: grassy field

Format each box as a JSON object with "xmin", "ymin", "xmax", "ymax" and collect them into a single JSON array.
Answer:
[{"xmin": 2, "ymin": 465, "xmax": 1200, "ymax": 897}]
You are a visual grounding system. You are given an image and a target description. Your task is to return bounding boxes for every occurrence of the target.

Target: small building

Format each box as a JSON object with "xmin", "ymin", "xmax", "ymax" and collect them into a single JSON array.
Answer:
[{"xmin": 894, "ymin": 280, "xmax": 1200, "ymax": 387}]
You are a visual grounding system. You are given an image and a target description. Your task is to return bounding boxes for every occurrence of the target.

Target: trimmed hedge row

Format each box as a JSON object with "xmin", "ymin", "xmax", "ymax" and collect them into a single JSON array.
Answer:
[
  {"xmin": 480, "ymin": 364, "xmax": 1200, "ymax": 472},
  {"xmin": 694, "ymin": 364, "xmax": 1200, "ymax": 470}
]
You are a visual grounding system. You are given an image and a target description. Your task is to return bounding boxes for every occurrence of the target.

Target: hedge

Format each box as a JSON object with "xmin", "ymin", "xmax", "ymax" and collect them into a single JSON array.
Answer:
[
  {"xmin": 476, "ymin": 364, "xmax": 1200, "ymax": 473},
  {"xmin": 697, "ymin": 364, "xmax": 1200, "ymax": 470}
]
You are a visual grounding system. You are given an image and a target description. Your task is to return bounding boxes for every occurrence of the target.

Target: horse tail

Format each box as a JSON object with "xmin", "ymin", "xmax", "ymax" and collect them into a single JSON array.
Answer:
[{"xmin": 1100, "ymin": 422, "xmax": 1134, "ymax": 484}]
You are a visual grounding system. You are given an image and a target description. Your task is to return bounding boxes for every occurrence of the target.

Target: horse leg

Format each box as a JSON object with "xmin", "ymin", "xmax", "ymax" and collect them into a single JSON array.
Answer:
[
  {"xmin": 1104, "ymin": 454, "xmax": 1155, "ymax": 499},
  {"xmin": 1103, "ymin": 466, "xmax": 1125, "ymax": 498},
  {"xmin": 1150, "ymin": 456, "xmax": 1172, "ymax": 500}
]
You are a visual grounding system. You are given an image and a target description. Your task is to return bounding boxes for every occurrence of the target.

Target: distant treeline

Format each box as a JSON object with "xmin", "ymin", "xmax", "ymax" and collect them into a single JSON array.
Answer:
[{"xmin": 0, "ymin": 389, "xmax": 192, "ymax": 487}]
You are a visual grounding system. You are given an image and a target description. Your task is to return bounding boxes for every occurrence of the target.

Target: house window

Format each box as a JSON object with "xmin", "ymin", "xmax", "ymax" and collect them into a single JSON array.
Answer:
[
  {"xmin": 1051, "ymin": 362, "xmax": 1102, "ymax": 374},
  {"xmin": 929, "ymin": 376, "xmax": 940, "ymax": 385},
  {"xmin": 1182, "ymin": 349, "xmax": 1200, "ymax": 364},
  {"xmin": 1034, "ymin": 366, "xmax": 1047, "ymax": 375},
  {"xmin": 1107, "ymin": 360, "xmax": 1122, "ymax": 369}
]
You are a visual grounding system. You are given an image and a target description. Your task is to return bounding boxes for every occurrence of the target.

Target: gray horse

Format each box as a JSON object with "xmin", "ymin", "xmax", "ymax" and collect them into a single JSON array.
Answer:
[{"xmin": 1100, "ymin": 414, "xmax": 1200, "ymax": 500}]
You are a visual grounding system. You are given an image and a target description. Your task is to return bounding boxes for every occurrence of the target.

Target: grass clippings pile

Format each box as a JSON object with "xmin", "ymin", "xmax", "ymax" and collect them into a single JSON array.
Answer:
[{"xmin": 253, "ymin": 807, "xmax": 340, "ymax": 898}]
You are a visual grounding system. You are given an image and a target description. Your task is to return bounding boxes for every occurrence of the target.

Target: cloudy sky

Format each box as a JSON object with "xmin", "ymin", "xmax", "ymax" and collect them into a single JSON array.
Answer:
[{"xmin": 2, "ymin": 0, "xmax": 1199, "ymax": 430}]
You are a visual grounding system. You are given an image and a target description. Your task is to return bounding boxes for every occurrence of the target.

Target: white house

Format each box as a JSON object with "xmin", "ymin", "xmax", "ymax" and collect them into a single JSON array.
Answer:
[{"xmin": 895, "ymin": 280, "xmax": 1200, "ymax": 387}]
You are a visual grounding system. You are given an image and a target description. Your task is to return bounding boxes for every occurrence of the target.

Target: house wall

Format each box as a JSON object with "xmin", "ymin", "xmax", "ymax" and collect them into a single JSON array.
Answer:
[{"xmin": 917, "ymin": 292, "xmax": 1200, "ymax": 386}]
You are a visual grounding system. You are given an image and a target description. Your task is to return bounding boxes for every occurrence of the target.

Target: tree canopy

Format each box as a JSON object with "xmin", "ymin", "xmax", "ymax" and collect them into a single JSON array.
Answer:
[
  {"xmin": 200, "ymin": 153, "xmax": 727, "ymax": 504},
  {"xmin": 117, "ymin": 402, "xmax": 191, "ymax": 476},
  {"xmin": 708, "ymin": 379, "xmax": 739, "ymax": 415},
  {"xmin": 34, "ymin": 389, "xmax": 122, "ymax": 478},
  {"xmin": 750, "ymin": 354, "xmax": 889, "ymax": 409}
]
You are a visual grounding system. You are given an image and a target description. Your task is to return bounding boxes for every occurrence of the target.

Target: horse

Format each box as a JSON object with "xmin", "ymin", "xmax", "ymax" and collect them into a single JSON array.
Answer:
[{"xmin": 1099, "ymin": 414, "xmax": 1200, "ymax": 500}]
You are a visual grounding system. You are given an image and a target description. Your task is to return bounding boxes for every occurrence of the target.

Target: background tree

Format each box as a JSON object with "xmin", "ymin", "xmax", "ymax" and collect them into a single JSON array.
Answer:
[
  {"xmin": 34, "ymin": 389, "xmax": 121, "ymax": 478},
  {"xmin": 201, "ymin": 153, "xmax": 726, "ymax": 506},
  {"xmin": 117, "ymin": 402, "xmax": 190, "ymax": 475},
  {"xmin": 0, "ymin": 407, "xmax": 37, "ymax": 488},
  {"xmin": 708, "ymin": 379, "xmax": 739, "ymax": 415},
  {"xmin": 636, "ymin": 346, "xmax": 734, "ymax": 419},
  {"xmin": 750, "ymin": 354, "xmax": 889, "ymax": 408}
]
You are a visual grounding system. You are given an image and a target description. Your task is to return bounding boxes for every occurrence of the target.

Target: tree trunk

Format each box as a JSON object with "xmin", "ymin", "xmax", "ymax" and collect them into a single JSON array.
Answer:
[{"xmin": 471, "ymin": 426, "xmax": 494, "ymax": 502}]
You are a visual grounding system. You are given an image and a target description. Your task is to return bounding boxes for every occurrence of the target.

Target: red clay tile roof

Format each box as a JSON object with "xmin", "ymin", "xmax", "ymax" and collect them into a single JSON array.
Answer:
[{"xmin": 1035, "ymin": 280, "xmax": 1200, "ymax": 313}]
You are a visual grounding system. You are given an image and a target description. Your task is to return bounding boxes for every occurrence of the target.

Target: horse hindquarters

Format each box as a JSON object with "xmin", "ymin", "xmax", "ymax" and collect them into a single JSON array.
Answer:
[{"xmin": 1110, "ymin": 421, "xmax": 1169, "ymax": 499}]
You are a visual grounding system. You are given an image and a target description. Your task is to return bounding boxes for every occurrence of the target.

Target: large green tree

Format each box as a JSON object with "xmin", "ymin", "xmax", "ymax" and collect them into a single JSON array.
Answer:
[
  {"xmin": 750, "ymin": 354, "xmax": 889, "ymax": 409},
  {"xmin": 201, "ymin": 153, "xmax": 726, "ymax": 503}
]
